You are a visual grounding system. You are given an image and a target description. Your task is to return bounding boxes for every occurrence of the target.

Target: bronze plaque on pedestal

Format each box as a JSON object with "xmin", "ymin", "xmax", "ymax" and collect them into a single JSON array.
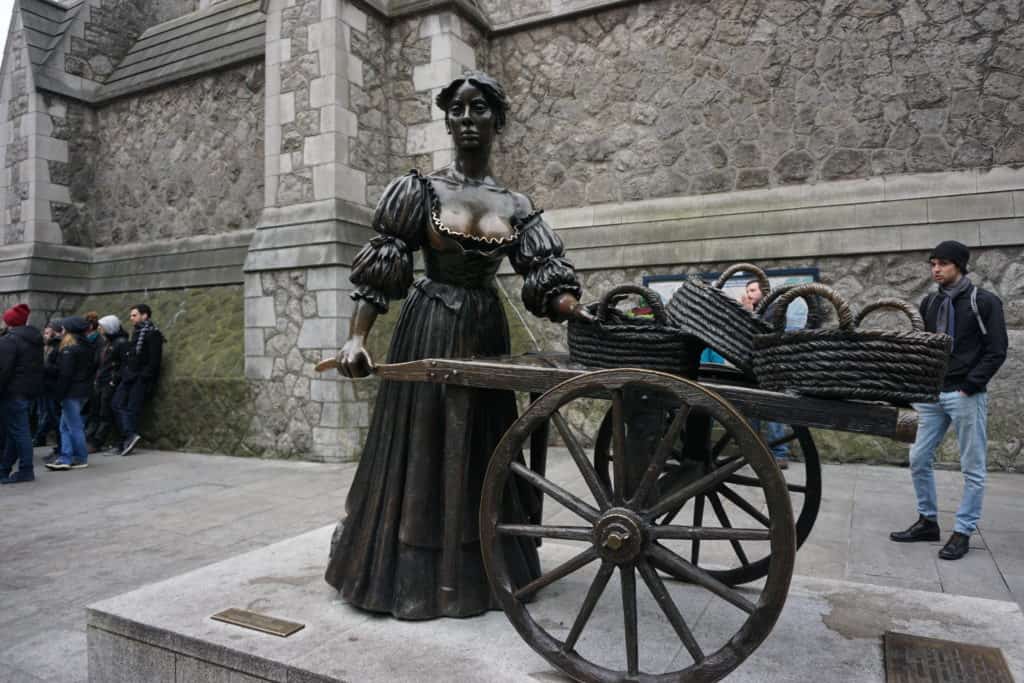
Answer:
[{"xmin": 211, "ymin": 608, "xmax": 305, "ymax": 638}]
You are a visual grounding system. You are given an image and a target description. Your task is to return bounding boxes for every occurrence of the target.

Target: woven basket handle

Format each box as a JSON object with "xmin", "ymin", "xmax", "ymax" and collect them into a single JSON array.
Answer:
[
  {"xmin": 597, "ymin": 284, "xmax": 668, "ymax": 325},
  {"xmin": 769, "ymin": 283, "xmax": 855, "ymax": 332},
  {"xmin": 713, "ymin": 262, "xmax": 771, "ymax": 297},
  {"xmin": 854, "ymin": 299, "xmax": 924, "ymax": 331}
]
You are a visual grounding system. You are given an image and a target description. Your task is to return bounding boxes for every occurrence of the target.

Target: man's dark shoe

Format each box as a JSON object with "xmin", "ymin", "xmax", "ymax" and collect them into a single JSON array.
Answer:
[
  {"xmin": 0, "ymin": 470, "xmax": 34, "ymax": 484},
  {"xmin": 120, "ymin": 434, "xmax": 141, "ymax": 457},
  {"xmin": 938, "ymin": 532, "xmax": 970, "ymax": 560},
  {"xmin": 45, "ymin": 461, "xmax": 71, "ymax": 471},
  {"xmin": 889, "ymin": 515, "xmax": 940, "ymax": 543}
]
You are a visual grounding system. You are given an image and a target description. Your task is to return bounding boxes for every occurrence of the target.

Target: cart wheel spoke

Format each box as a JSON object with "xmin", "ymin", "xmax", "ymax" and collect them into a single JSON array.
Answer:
[
  {"xmin": 717, "ymin": 485, "xmax": 771, "ymax": 528},
  {"xmin": 510, "ymin": 462, "xmax": 601, "ymax": 523},
  {"xmin": 628, "ymin": 406, "xmax": 689, "ymax": 510},
  {"xmin": 620, "ymin": 564, "xmax": 639, "ymax": 676},
  {"xmin": 645, "ymin": 456, "xmax": 747, "ymax": 520},
  {"xmin": 637, "ymin": 559, "xmax": 704, "ymax": 664},
  {"xmin": 707, "ymin": 492, "xmax": 749, "ymax": 567},
  {"xmin": 711, "ymin": 431, "xmax": 733, "ymax": 459},
  {"xmin": 551, "ymin": 411, "xmax": 612, "ymax": 511},
  {"xmin": 691, "ymin": 494, "xmax": 705, "ymax": 565},
  {"xmin": 652, "ymin": 525, "xmax": 771, "ymax": 542},
  {"xmin": 563, "ymin": 560, "xmax": 615, "ymax": 651},
  {"xmin": 726, "ymin": 473, "xmax": 807, "ymax": 495},
  {"xmin": 497, "ymin": 524, "xmax": 593, "ymax": 542},
  {"xmin": 768, "ymin": 431, "xmax": 799, "ymax": 449},
  {"xmin": 514, "ymin": 546, "xmax": 600, "ymax": 601},
  {"xmin": 714, "ymin": 452, "xmax": 743, "ymax": 470},
  {"xmin": 611, "ymin": 389, "xmax": 628, "ymax": 504},
  {"xmin": 648, "ymin": 544, "xmax": 757, "ymax": 615}
]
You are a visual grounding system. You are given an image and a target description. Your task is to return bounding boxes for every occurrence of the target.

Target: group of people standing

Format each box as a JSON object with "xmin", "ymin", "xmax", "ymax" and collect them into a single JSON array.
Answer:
[{"xmin": 0, "ymin": 303, "xmax": 164, "ymax": 485}]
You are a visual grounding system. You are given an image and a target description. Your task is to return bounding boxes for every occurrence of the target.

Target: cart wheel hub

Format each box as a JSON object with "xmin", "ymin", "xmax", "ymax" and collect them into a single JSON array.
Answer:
[{"xmin": 593, "ymin": 508, "xmax": 645, "ymax": 564}]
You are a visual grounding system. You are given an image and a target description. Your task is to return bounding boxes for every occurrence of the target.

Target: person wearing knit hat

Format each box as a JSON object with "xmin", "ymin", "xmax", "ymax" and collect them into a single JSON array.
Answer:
[
  {"xmin": 0, "ymin": 303, "xmax": 44, "ymax": 484},
  {"xmin": 890, "ymin": 241, "xmax": 1008, "ymax": 561},
  {"xmin": 86, "ymin": 315, "xmax": 129, "ymax": 454},
  {"xmin": 3, "ymin": 303, "xmax": 30, "ymax": 328},
  {"xmin": 44, "ymin": 316, "xmax": 96, "ymax": 471}
]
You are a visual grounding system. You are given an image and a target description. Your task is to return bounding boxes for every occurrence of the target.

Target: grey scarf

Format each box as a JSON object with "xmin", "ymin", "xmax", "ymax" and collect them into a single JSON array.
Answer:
[{"xmin": 936, "ymin": 275, "xmax": 971, "ymax": 348}]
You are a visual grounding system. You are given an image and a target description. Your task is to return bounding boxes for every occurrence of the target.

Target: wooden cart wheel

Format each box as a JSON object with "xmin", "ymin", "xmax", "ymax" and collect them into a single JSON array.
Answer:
[
  {"xmin": 480, "ymin": 369, "xmax": 795, "ymax": 683},
  {"xmin": 593, "ymin": 412, "xmax": 821, "ymax": 586}
]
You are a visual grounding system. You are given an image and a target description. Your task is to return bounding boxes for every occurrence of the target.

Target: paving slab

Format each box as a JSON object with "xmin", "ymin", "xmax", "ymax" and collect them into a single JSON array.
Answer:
[{"xmin": 86, "ymin": 525, "xmax": 1024, "ymax": 683}]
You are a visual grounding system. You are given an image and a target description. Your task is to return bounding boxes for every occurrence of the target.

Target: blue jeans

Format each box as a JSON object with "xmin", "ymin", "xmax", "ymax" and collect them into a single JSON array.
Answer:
[
  {"xmin": 750, "ymin": 419, "xmax": 790, "ymax": 460},
  {"xmin": 1, "ymin": 398, "xmax": 34, "ymax": 475},
  {"xmin": 59, "ymin": 398, "xmax": 89, "ymax": 465},
  {"xmin": 909, "ymin": 391, "xmax": 989, "ymax": 535}
]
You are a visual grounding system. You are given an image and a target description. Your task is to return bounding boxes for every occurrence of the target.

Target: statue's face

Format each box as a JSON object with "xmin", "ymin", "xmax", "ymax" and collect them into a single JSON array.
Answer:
[{"xmin": 446, "ymin": 82, "xmax": 497, "ymax": 151}]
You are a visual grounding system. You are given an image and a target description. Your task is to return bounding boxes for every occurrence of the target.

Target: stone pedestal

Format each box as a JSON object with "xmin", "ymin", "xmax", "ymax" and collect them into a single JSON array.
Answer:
[{"xmin": 86, "ymin": 525, "xmax": 1024, "ymax": 682}]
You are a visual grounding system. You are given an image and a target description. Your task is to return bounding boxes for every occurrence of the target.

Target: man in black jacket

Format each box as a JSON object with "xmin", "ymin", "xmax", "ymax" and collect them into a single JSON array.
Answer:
[
  {"xmin": 890, "ymin": 241, "xmax": 1009, "ymax": 560},
  {"xmin": 112, "ymin": 304, "xmax": 163, "ymax": 456},
  {"xmin": 0, "ymin": 304, "xmax": 45, "ymax": 484}
]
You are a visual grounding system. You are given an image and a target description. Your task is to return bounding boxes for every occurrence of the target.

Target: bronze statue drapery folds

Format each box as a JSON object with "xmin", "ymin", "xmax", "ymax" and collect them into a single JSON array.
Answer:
[{"xmin": 324, "ymin": 72, "xmax": 591, "ymax": 620}]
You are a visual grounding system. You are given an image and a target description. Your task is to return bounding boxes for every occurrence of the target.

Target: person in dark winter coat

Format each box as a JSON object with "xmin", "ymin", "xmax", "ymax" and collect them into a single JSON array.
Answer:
[
  {"xmin": 34, "ymin": 320, "xmax": 63, "ymax": 453},
  {"xmin": 112, "ymin": 304, "xmax": 163, "ymax": 456},
  {"xmin": 890, "ymin": 241, "xmax": 1009, "ymax": 561},
  {"xmin": 0, "ymin": 303, "xmax": 45, "ymax": 484},
  {"xmin": 86, "ymin": 315, "xmax": 128, "ymax": 453},
  {"xmin": 45, "ymin": 316, "xmax": 97, "ymax": 471}
]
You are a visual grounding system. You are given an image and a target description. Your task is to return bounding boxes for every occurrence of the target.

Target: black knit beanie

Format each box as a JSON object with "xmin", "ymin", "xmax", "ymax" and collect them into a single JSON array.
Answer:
[{"xmin": 929, "ymin": 240, "xmax": 970, "ymax": 274}]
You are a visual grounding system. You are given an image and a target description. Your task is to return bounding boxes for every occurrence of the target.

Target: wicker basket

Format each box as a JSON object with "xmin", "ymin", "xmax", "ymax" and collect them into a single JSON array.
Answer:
[
  {"xmin": 568, "ymin": 284, "xmax": 698, "ymax": 375},
  {"xmin": 752, "ymin": 284, "xmax": 952, "ymax": 405},
  {"xmin": 753, "ymin": 283, "xmax": 828, "ymax": 330},
  {"xmin": 665, "ymin": 263, "xmax": 772, "ymax": 377}
]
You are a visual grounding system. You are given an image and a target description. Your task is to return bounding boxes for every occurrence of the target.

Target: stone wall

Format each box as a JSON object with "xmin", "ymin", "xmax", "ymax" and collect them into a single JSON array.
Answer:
[
  {"xmin": 500, "ymin": 244, "xmax": 1023, "ymax": 472},
  {"xmin": 488, "ymin": 0, "xmax": 1024, "ymax": 210},
  {"xmin": 66, "ymin": 0, "xmax": 200, "ymax": 83},
  {"xmin": 16, "ymin": 285, "xmax": 252, "ymax": 455},
  {"xmin": 63, "ymin": 62, "xmax": 264, "ymax": 247}
]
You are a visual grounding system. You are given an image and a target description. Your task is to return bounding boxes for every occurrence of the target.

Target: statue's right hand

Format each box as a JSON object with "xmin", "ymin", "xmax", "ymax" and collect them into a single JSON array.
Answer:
[{"xmin": 336, "ymin": 338, "xmax": 375, "ymax": 379}]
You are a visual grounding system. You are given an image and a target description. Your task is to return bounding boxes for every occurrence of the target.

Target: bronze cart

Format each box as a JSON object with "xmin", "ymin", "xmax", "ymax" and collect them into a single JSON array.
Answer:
[{"xmin": 375, "ymin": 353, "xmax": 917, "ymax": 682}]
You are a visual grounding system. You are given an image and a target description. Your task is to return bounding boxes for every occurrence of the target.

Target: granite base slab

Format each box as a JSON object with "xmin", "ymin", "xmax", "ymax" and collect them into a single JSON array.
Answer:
[{"xmin": 86, "ymin": 525, "xmax": 1024, "ymax": 682}]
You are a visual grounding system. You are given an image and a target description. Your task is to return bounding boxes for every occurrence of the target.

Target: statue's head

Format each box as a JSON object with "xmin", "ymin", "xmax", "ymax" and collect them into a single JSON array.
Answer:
[{"xmin": 436, "ymin": 72, "xmax": 509, "ymax": 151}]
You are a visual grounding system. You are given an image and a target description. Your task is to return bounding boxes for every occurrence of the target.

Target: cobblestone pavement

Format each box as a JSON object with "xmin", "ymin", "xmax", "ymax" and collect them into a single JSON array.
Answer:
[{"xmin": 0, "ymin": 447, "xmax": 1021, "ymax": 682}]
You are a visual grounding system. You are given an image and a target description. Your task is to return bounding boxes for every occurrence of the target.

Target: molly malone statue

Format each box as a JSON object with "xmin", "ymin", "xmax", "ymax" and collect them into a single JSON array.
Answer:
[{"xmin": 324, "ymin": 72, "xmax": 592, "ymax": 619}]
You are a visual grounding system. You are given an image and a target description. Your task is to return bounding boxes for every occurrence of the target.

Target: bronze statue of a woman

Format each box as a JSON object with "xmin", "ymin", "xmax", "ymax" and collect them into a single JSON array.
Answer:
[{"xmin": 324, "ymin": 73, "xmax": 591, "ymax": 620}]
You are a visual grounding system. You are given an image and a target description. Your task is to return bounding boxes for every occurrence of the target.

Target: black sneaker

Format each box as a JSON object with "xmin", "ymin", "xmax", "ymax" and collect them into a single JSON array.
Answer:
[
  {"xmin": 70, "ymin": 461, "xmax": 89, "ymax": 470},
  {"xmin": 45, "ymin": 461, "xmax": 71, "ymax": 471},
  {"xmin": 889, "ymin": 515, "xmax": 940, "ymax": 543},
  {"xmin": 120, "ymin": 434, "xmax": 141, "ymax": 457}
]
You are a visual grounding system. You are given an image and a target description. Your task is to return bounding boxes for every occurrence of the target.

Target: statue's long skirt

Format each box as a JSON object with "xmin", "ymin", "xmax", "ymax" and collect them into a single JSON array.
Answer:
[{"xmin": 324, "ymin": 278, "xmax": 541, "ymax": 619}]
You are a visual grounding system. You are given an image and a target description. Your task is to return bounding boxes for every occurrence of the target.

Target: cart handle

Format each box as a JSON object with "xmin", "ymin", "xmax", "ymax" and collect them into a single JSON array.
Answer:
[
  {"xmin": 854, "ymin": 299, "xmax": 924, "ymax": 331},
  {"xmin": 713, "ymin": 262, "xmax": 771, "ymax": 297},
  {"xmin": 596, "ymin": 284, "xmax": 668, "ymax": 325},
  {"xmin": 768, "ymin": 282, "xmax": 855, "ymax": 333}
]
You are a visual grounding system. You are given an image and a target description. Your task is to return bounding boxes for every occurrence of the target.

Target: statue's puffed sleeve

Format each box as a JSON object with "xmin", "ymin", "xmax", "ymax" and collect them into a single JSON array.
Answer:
[
  {"xmin": 510, "ymin": 212, "xmax": 582, "ymax": 321},
  {"xmin": 349, "ymin": 172, "xmax": 426, "ymax": 313}
]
